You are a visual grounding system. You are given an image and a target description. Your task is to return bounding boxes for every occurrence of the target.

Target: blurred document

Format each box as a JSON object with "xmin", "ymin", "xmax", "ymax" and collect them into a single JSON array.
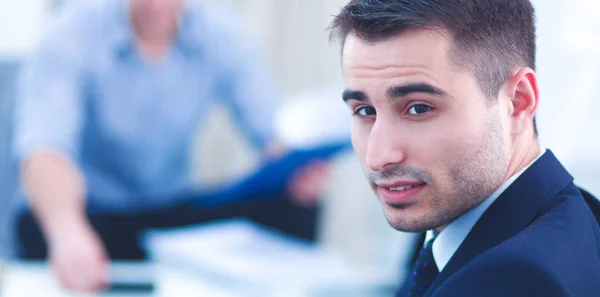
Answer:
[
  {"xmin": 142, "ymin": 220, "xmax": 390, "ymax": 296},
  {"xmin": 194, "ymin": 142, "xmax": 350, "ymax": 207}
]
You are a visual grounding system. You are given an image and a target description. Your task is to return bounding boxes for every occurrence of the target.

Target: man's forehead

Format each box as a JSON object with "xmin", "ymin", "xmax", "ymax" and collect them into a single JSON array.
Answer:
[
  {"xmin": 341, "ymin": 30, "xmax": 462, "ymax": 95},
  {"xmin": 342, "ymin": 29, "xmax": 452, "ymax": 68}
]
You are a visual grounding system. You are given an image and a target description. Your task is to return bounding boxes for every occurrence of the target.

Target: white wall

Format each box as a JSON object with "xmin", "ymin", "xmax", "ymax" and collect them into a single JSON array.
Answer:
[
  {"xmin": 203, "ymin": 0, "xmax": 346, "ymax": 97},
  {"xmin": 0, "ymin": 0, "xmax": 49, "ymax": 59},
  {"xmin": 532, "ymin": 0, "xmax": 600, "ymax": 194}
]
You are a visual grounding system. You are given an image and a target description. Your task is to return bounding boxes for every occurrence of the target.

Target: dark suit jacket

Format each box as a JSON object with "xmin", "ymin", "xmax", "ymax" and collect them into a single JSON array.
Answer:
[{"xmin": 404, "ymin": 150, "xmax": 600, "ymax": 297}]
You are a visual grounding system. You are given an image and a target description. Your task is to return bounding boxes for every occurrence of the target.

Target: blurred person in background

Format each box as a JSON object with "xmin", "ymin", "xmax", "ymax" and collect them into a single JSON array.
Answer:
[
  {"xmin": 13, "ymin": 0, "xmax": 327, "ymax": 292},
  {"xmin": 330, "ymin": 0, "xmax": 600, "ymax": 296}
]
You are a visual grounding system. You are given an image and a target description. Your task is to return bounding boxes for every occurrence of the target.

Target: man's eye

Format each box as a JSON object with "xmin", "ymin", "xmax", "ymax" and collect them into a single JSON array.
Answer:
[
  {"xmin": 354, "ymin": 106, "xmax": 376, "ymax": 116},
  {"xmin": 408, "ymin": 104, "xmax": 433, "ymax": 116}
]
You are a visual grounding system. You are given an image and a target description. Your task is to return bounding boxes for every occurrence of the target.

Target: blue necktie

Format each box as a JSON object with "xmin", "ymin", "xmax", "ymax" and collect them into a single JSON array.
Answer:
[{"xmin": 397, "ymin": 239, "xmax": 439, "ymax": 296}]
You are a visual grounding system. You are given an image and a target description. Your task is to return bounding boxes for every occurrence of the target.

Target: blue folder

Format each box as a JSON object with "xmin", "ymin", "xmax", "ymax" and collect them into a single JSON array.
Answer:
[{"xmin": 192, "ymin": 142, "xmax": 352, "ymax": 207}]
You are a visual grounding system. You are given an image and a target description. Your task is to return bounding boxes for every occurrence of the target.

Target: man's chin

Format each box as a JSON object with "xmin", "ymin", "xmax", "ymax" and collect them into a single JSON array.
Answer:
[{"xmin": 382, "ymin": 206, "xmax": 436, "ymax": 233}]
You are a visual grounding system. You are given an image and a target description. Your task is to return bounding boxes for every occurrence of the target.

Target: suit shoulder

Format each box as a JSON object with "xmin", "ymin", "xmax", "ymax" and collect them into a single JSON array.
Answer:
[
  {"xmin": 439, "ymin": 203, "xmax": 600, "ymax": 297},
  {"xmin": 436, "ymin": 251, "xmax": 571, "ymax": 297},
  {"xmin": 519, "ymin": 191, "xmax": 600, "ymax": 256},
  {"xmin": 501, "ymin": 193, "xmax": 600, "ymax": 275}
]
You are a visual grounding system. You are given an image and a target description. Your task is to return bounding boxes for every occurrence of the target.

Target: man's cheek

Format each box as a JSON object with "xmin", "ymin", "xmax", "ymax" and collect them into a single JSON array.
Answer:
[{"xmin": 350, "ymin": 125, "xmax": 368, "ymax": 156}]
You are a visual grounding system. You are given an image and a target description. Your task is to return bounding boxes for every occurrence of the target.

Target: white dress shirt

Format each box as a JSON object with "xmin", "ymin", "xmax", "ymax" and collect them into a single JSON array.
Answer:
[{"xmin": 425, "ymin": 149, "xmax": 547, "ymax": 272}]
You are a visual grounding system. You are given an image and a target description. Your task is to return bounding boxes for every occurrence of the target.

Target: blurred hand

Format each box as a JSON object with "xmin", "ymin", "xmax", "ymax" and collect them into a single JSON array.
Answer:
[
  {"xmin": 47, "ymin": 220, "xmax": 109, "ymax": 293},
  {"xmin": 287, "ymin": 160, "xmax": 331, "ymax": 207},
  {"xmin": 265, "ymin": 141, "xmax": 332, "ymax": 206}
]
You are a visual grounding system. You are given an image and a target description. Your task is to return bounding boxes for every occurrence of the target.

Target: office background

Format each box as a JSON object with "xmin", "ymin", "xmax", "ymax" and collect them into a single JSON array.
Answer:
[{"xmin": 0, "ymin": 0, "xmax": 599, "ymax": 272}]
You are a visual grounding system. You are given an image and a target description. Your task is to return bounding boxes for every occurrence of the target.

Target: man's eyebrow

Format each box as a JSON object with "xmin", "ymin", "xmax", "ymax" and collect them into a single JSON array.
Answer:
[
  {"xmin": 342, "ymin": 90, "xmax": 369, "ymax": 102},
  {"xmin": 342, "ymin": 83, "xmax": 448, "ymax": 103},
  {"xmin": 387, "ymin": 82, "xmax": 448, "ymax": 100}
]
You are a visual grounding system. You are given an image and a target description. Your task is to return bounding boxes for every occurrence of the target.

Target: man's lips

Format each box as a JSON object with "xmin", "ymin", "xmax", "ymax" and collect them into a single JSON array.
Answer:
[{"xmin": 377, "ymin": 181, "xmax": 426, "ymax": 205}]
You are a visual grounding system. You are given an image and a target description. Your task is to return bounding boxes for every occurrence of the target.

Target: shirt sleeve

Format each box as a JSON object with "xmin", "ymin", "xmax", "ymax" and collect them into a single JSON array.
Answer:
[
  {"xmin": 210, "ymin": 7, "xmax": 281, "ymax": 150},
  {"xmin": 12, "ymin": 11, "xmax": 88, "ymax": 164}
]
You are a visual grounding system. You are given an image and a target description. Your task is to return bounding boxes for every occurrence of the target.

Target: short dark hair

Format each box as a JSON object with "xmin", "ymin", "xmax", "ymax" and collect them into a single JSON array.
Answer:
[{"xmin": 329, "ymin": 0, "xmax": 536, "ymax": 99}]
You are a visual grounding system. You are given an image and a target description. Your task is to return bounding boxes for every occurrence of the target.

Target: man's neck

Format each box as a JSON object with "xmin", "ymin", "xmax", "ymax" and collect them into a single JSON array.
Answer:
[
  {"xmin": 133, "ymin": 24, "xmax": 177, "ymax": 43},
  {"xmin": 503, "ymin": 136, "xmax": 541, "ymax": 184},
  {"xmin": 135, "ymin": 36, "xmax": 173, "ymax": 63}
]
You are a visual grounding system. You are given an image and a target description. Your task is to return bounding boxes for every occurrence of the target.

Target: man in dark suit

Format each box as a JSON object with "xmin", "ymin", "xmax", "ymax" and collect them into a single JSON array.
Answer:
[{"xmin": 329, "ymin": 0, "xmax": 600, "ymax": 296}]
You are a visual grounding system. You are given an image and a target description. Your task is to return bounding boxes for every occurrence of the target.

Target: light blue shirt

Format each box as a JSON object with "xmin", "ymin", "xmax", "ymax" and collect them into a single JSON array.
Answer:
[
  {"xmin": 13, "ymin": 0, "xmax": 279, "ymax": 212},
  {"xmin": 426, "ymin": 149, "xmax": 546, "ymax": 271}
]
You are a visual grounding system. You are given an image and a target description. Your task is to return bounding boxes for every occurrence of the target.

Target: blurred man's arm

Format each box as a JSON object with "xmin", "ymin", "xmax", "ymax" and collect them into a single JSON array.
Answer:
[
  {"xmin": 20, "ymin": 150, "xmax": 86, "ymax": 244},
  {"xmin": 20, "ymin": 149, "xmax": 108, "ymax": 291},
  {"xmin": 14, "ymin": 13, "xmax": 87, "ymax": 238},
  {"xmin": 210, "ymin": 8, "xmax": 280, "ymax": 152},
  {"xmin": 13, "ymin": 8, "xmax": 108, "ymax": 291}
]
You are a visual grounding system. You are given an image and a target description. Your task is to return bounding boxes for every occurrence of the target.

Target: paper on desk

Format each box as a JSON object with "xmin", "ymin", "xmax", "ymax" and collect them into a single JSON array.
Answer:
[
  {"xmin": 141, "ymin": 220, "xmax": 387, "ymax": 295},
  {"xmin": 2, "ymin": 262, "xmax": 155, "ymax": 297},
  {"xmin": 2, "ymin": 263, "xmax": 104, "ymax": 297}
]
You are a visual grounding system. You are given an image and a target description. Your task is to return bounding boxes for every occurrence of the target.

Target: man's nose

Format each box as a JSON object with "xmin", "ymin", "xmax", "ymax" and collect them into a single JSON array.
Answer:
[{"xmin": 366, "ymin": 120, "xmax": 407, "ymax": 173}]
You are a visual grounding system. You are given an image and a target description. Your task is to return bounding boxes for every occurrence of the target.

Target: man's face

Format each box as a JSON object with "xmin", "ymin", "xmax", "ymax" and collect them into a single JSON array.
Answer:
[{"xmin": 342, "ymin": 30, "xmax": 511, "ymax": 232}]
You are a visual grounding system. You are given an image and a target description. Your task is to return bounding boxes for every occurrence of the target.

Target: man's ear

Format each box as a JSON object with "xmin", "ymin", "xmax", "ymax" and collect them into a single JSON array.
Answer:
[{"xmin": 506, "ymin": 67, "xmax": 539, "ymax": 136}]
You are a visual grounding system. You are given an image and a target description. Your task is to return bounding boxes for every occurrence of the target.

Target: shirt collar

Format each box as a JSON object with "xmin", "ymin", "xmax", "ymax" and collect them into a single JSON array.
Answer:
[
  {"xmin": 425, "ymin": 148, "xmax": 547, "ymax": 272},
  {"xmin": 108, "ymin": 0, "xmax": 204, "ymax": 59}
]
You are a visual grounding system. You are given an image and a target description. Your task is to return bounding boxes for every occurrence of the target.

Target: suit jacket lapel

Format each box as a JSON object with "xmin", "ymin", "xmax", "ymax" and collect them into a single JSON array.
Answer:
[{"xmin": 425, "ymin": 150, "xmax": 574, "ymax": 295}]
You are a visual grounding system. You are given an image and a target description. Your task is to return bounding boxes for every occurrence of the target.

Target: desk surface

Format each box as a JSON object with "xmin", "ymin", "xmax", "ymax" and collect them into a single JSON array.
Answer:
[
  {"xmin": 1, "ymin": 221, "xmax": 398, "ymax": 297},
  {"xmin": 0, "ymin": 261, "xmax": 245, "ymax": 297},
  {"xmin": 1, "ymin": 261, "xmax": 396, "ymax": 297}
]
